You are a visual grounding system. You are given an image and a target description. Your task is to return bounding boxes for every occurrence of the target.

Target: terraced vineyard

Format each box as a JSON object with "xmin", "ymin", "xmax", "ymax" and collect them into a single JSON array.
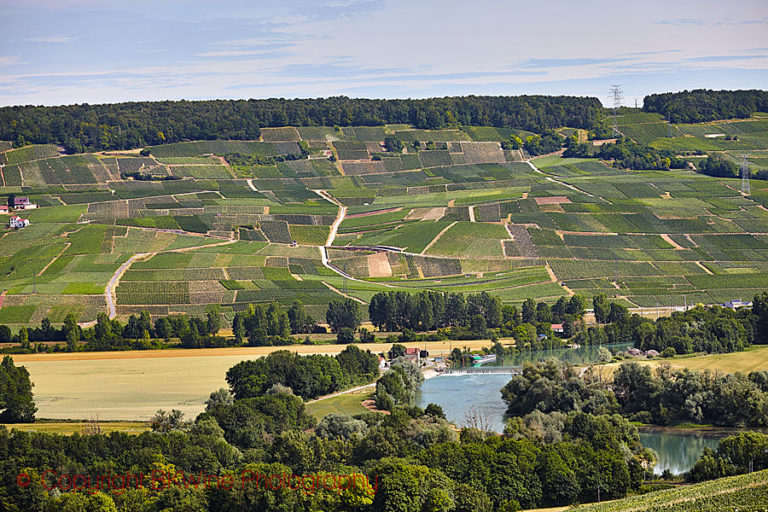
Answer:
[
  {"xmin": 1, "ymin": 114, "xmax": 767, "ymax": 329},
  {"xmin": 570, "ymin": 469, "xmax": 768, "ymax": 511}
]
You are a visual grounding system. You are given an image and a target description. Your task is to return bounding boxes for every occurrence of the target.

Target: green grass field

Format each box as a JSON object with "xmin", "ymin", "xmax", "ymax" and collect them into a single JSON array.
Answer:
[
  {"xmin": 635, "ymin": 344, "xmax": 768, "ymax": 374},
  {"xmin": 305, "ymin": 389, "xmax": 373, "ymax": 419}
]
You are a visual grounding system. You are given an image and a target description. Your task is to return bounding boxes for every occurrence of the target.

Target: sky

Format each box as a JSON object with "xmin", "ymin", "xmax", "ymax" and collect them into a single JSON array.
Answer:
[{"xmin": 0, "ymin": 0, "xmax": 766, "ymax": 107}]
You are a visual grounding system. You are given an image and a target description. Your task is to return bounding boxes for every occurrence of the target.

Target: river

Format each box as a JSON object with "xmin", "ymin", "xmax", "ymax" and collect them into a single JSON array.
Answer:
[{"xmin": 415, "ymin": 343, "xmax": 734, "ymax": 475}]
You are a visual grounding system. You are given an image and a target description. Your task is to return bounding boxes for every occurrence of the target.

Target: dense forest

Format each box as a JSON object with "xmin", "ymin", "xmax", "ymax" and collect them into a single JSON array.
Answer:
[
  {"xmin": 643, "ymin": 89, "xmax": 768, "ymax": 123},
  {"xmin": 0, "ymin": 96, "xmax": 603, "ymax": 153}
]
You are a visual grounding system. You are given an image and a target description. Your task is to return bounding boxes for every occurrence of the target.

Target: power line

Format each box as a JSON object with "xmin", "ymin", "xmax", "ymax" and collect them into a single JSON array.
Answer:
[
  {"xmin": 609, "ymin": 85, "xmax": 623, "ymax": 137},
  {"xmin": 741, "ymin": 155, "xmax": 751, "ymax": 195}
]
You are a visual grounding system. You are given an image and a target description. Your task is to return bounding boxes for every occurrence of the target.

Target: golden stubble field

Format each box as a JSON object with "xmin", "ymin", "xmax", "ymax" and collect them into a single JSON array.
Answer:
[
  {"xmin": 14, "ymin": 340, "xmax": 492, "ymax": 421},
  {"xmin": 599, "ymin": 345, "xmax": 768, "ymax": 378}
]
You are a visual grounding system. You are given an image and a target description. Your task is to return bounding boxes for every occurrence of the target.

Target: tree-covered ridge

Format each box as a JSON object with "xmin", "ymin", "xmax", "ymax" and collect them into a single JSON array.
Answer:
[
  {"xmin": 643, "ymin": 89, "xmax": 768, "ymax": 123},
  {"xmin": 0, "ymin": 95, "xmax": 603, "ymax": 153}
]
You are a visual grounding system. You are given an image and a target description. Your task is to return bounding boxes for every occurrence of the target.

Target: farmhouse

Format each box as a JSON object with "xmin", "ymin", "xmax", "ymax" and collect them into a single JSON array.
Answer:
[
  {"xmin": 722, "ymin": 299, "xmax": 752, "ymax": 309},
  {"xmin": 9, "ymin": 216, "xmax": 29, "ymax": 229},
  {"xmin": 551, "ymin": 323, "xmax": 564, "ymax": 334},
  {"xmin": 0, "ymin": 205, "xmax": 8, "ymax": 213},
  {"xmin": 404, "ymin": 347, "xmax": 420, "ymax": 364},
  {"xmin": 13, "ymin": 197, "xmax": 37, "ymax": 210}
]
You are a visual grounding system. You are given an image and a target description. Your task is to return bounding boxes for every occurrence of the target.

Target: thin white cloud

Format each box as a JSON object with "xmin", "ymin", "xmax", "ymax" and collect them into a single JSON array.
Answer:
[
  {"xmin": 195, "ymin": 49, "xmax": 277, "ymax": 58},
  {"xmin": 0, "ymin": 56, "xmax": 21, "ymax": 66},
  {"xmin": 657, "ymin": 18, "xmax": 705, "ymax": 26},
  {"xmin": 25, "ymin": 35, "xmax": 75, "ymax": 44}
]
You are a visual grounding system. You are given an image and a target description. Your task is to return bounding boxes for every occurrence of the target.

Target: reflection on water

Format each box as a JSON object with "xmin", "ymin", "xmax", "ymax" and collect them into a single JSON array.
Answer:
[
  {"xmin": 416, "ymin": 343, "xmax": 633, "ymax": 433},
  {"xmin": 415, "ymin": 343, "xmax": 738, "ymax": 475},
  {"xmin": 497, "ymin": 342, "xmax": 633, "ymax": 367},
  {"xmin": 417, "ymin": 373, "xmax": 512, "ymax": 432},
  {"xmin": 639, "ymin": 428, "xmax": 723, "ymax": 475}
]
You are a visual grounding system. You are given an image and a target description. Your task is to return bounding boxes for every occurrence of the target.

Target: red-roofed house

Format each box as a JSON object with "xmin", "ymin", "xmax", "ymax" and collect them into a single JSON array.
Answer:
[
  {"xmin": 13, "ymin": 197, "xmax": 37, "ymax": 210},
  {"xmin": 0, "ymin": 205, "xmax": 8, "ymax": 213},
  {"xmin": 9, "ymin": 216, "xmax": 29, "ymax": 229},
  {"xmin": 551, "ymin": 323, "xmax": 564, "ymax": 333},
  {"xmin": 404, "ymin": 347, "xmax": 420, "ymax": 364}
]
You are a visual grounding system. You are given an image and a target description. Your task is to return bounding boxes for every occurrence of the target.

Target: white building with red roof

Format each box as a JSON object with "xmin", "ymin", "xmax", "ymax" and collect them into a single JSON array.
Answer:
[{"xmin": 9, "ymin": 215, "xmax": 29, "ymax": 228}]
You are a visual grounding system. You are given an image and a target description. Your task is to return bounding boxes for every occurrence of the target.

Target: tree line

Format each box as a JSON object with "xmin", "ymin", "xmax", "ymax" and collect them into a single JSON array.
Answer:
[
  {"xmin": 0, "ymin": 301, "xmax": 324, "ymax": 353},
  {"xmin": 501, "ymin": 359, "xmax": 768, "ymax": 427},
  {"xmin": 368, "ymin": 290, "xmax": 586, "ymax": 335},
  {"xmin": 643, "ymin": 89, "xmax": 768, "ymax": 124},
  {"xmin": 563, "ymin": 136, "xmax": 687, "ymax": 170},
  {"xmin": 574, "ymin": 294, "xmax": 761, "ymax": 356},
  {"xmin": 2, "ymin": 290, "xmax": 594, "ymax": 354},
  {"xmin": 0, "ymin": 95, "xmax": 603, "ymax": 153},
  {"xmin": 697, "ymin": 154, "xmax": 768, "ymax": 181}
]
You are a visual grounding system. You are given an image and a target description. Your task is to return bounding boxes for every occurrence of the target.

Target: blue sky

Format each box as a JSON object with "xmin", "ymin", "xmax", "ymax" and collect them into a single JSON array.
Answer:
[{"xmin": 0, "ymin": 0, "xmax": 766, "ymax": 107}]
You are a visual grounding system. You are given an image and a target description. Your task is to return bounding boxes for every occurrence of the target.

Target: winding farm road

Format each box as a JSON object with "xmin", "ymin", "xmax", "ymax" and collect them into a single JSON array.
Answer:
[
  {"xmin": 313, "ymin": 189, "xmax": 347, "ymax": 247},
  {"xmin": 106, "ymin": 253, "xmax": 149, "ymax": 319},
  {"xmin": 312, "ymin": 189, "xmax": 359, "ymax": 281},
  {"xmin": 524, "ymin": 159, "xmax": 606, "ymax": 202}
]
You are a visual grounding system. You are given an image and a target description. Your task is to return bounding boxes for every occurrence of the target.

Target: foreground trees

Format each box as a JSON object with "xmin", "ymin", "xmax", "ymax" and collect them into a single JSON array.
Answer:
[
  {"xmin": 0, "ymin": 356, "xmax": 36, "ymax": 422},
  {"xmin": 689, "ymin": 431, "xmax": 768, "ymax": 482}
]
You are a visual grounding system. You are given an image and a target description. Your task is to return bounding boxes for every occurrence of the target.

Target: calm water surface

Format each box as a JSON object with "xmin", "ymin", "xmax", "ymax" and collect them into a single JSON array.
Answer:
[
  {"xmin": 638, "ymin": 428, "xmax": 723, "ymax": 475},
  {"xmin": 415, "ymin": 343, "xmax": 737, "ymax": 475}
]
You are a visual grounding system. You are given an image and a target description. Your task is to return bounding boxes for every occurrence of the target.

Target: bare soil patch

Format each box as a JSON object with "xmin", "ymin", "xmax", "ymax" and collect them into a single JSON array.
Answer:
[
  {"xmin": 366, "ymin": 251, "xmax": 393, "ymax": 277},
  {"xmin": 421, "ymin": 207, "xmax": 446, "ymax": 221},
  {"xmin": 535, "ymin": 196, "xmax": 572, "ymax": 205},
  {"xmin": 346, "ymin": 207, "xmax": 401, "ymax": 219}
]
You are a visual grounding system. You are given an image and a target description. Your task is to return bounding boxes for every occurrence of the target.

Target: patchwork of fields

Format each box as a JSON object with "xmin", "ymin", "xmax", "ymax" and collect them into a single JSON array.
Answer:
[{"xmin": 1, "ymin": 114, "xmax": 768, "ymax": 329}]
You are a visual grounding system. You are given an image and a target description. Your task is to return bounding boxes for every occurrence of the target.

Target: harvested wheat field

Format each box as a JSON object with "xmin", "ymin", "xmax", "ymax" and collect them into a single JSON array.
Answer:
[{"xmin": 16, "ymin": 340, "xmax": 493, "ymax": 421}]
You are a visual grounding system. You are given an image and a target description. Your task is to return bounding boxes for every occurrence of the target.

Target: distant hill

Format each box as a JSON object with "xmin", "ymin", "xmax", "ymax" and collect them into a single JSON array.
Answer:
[
  {"xmin": 0, "ymin": 114, "xmax": 767, "ymax": 327},
  {"xmin": 0, "ymin": 95, "xmax": 602, "ymax": 154}
]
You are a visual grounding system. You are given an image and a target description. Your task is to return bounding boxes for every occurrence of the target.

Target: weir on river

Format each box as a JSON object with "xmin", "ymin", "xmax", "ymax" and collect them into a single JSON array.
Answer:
[{"xmin": 442, "ymin": 366, "xmax": 521, "ymax": 375}]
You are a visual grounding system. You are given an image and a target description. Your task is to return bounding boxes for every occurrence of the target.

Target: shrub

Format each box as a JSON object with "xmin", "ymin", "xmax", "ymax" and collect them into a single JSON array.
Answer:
[{"xmin": 337, "ymin": 327, "xmax": 355, "ymax": 344}]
